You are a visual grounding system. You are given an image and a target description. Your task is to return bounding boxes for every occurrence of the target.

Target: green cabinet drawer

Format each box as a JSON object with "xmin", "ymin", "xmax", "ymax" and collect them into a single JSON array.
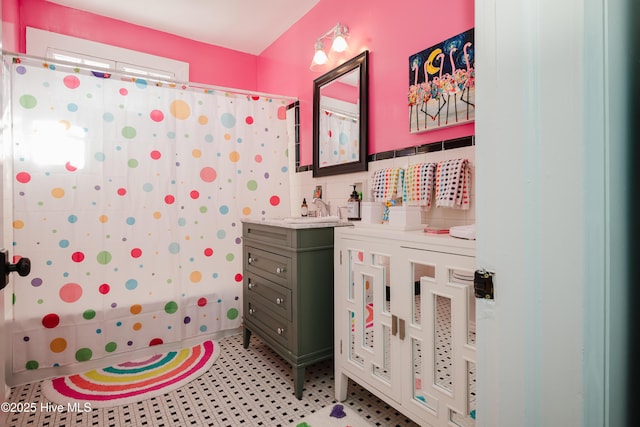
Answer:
[
  {"xmin": 245, "ymin": 298, "xmax": 292, "ymax": 347},
  {"xmin": 244, "ymin": 246, "xmax": 292, "ymax": 287},
  {"xmin": 243, "ymin": 222, "xmax": 292, "ymax": 247},
  {"xmin": 245, "ymin": 272, "xmax": 292, "ymax": 322}
]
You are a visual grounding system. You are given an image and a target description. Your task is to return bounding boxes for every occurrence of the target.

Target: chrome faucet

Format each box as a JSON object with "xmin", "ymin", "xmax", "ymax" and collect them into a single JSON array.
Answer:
[{"xmin": 312, "ymin": 198, "xmax": 330, "ymax": 217}]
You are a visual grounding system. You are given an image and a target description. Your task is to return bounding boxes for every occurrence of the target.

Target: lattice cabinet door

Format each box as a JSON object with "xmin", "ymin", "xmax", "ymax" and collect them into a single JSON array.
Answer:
[
  {"xmin": 334, "ymin": 227, "xmax": 476, "ymax": 427},
  {"xmin": 397, "ymin": 246, "xmax": 477, "ymax": 427},
  {"xmin": 334, "ymin": 237, "xmax": 403, "ymax": 402}
]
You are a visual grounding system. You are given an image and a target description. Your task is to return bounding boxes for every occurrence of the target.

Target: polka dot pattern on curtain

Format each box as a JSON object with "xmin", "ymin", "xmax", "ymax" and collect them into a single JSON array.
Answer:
[{"xmin": 7, "ymin": 57, "xmax": 292, "ymax": 373}]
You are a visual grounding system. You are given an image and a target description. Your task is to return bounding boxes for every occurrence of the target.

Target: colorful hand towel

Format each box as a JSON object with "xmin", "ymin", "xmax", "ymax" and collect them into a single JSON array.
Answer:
[
  {"xmin": 402, "ymin": 162, "xmax": 436, "ymax": 208},
  {"xmin": 435, "ymin": 159, "xmax": 471, "ymax": 209},
  {"xmin": 371, "ymin": 167, "xmax": 402, "ymax": 202}
]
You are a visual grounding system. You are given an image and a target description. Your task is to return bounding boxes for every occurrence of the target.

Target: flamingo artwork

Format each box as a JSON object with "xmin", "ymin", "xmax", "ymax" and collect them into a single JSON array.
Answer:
[
  {"xmin": 431, "ymin": 53, "xmax": 448, "ymax": 126},
  {"xmin": 408, "ymin": 84, "xmax": 420, "ymax": 131},
  {"xmin": 408, "ymin": 57, "xmax": 421, "ymax": 131},
  {"xmin": 420, "ymin": 81, "xmax": 433, "ymax": 124},
  {"xmin": 442, "ymin": 47, "xmax": 460, "ymax": 125},
  {"xmin": 420, "ymin": 59, "xmax": 434, "ymax": 124},
  {"xmin": 407, "ymin": 28, "xmax": 474, "ymax": 133},
  {"xmin": 458, "ymin": 41, "xmax": 475, "ymax": 120}
]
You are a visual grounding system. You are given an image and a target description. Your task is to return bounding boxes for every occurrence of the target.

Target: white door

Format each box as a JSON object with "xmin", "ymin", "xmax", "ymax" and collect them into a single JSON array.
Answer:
[
  {"xmin": 0, "ymin": 258, "xmax": 9, "ymax": 401},
  {"xmin": 474, "ymin": 0, "xmax": 627, "ymax": 425},
  {"xmin": 0, "ymin": 11, "xmax": 8, "ymax": 402},
  {"xmin": 0, "ymin": 278, "xmax": 5, "ymax": 402},
  {"xmin": 474, "ymin": 0, "xmax": 585, "ymax": 423}
]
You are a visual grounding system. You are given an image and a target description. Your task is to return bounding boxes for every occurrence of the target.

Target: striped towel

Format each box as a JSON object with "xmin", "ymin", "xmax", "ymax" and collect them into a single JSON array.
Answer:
[
  {"xmin": 435, "ymin": 159, "xmax": 471, "ymax": 209},
  {"xmin": 402, "ymin": 163, "xmax": 436, "ymax": 208},
  {"xmin": 371, "ymin": 168, "xmax": 402, "ymax": 202}
]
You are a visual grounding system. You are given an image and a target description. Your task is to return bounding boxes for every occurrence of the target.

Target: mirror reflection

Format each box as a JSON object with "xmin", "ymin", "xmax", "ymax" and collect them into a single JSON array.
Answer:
[
  {"xmin": 318, "ymin": 68, "xmax": 360, "ymax": 166},
  {"xmin": 313, "ymin": 51, "xmax": 368, "ymax": 177}
]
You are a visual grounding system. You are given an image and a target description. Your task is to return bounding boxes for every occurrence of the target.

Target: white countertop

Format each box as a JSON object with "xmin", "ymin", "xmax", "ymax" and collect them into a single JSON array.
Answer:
[
  {"xmin": 241, "ymin": 217, "xmax": 354, "ymax": 229},
  {"xmin": 336, "ymin": 222, "xmax": 476, "ymax": 255}
]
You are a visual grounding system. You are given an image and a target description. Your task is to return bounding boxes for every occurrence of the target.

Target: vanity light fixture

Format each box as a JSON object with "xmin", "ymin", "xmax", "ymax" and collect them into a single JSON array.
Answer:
[
  {"xmin": 330, "ymin": 24, "xmax": 349, "ymax": 53},
  {"xmin": 310, "ymin": 23, "xmax": 350, "ymax": 69},
  {"xmin": 312, "ymin": 39, "xmax": 329, "ymax": 66}
]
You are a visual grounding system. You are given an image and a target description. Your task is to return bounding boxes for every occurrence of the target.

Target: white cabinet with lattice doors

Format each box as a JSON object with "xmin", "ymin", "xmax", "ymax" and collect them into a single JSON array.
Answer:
[{"xmin": 334, "ymin": 226, "xmax": 477, "ymax": 427}]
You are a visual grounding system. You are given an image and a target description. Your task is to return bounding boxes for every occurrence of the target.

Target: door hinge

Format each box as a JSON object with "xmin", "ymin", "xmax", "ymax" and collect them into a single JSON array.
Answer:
[{"xmin": 474, "ymin": 269, "xmax": 495, "ymax": 300}]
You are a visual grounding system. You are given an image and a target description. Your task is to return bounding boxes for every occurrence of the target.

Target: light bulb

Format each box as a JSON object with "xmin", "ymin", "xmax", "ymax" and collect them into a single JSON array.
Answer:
[
  {"xmin": 313, "ymin": 48, "xmax": 328, "ymax": 65},
  {"xmin": 331, "ymin": 35, "xmax": 348, "ymax": 53}
]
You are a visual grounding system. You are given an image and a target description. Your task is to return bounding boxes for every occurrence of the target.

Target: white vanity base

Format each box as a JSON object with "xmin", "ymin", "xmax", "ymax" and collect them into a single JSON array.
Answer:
[{"xmin": 333, "ymin": 225, "xmax": 477, "ymax": 427}]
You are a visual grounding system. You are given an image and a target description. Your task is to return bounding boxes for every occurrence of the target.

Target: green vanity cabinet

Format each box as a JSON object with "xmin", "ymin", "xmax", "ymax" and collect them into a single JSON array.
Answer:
[{"xmin": 241, "ymin": 220, "xmax": 336, "ymax": 399}]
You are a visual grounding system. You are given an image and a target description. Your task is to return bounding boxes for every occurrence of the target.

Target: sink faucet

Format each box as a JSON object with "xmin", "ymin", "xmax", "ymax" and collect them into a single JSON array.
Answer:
[{"xmin": 312, "ymin": 198, "xmax": 330, "ymax": 217}]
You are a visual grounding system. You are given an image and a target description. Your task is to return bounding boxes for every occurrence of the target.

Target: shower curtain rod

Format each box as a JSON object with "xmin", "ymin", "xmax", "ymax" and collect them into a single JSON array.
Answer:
[
  {"xmin": 321, "ymin": 106, "xmax": 359, "ymax": 121},
  {"xmin": 2, "ymin": 51, "xmax": 299, "ymax": 103}
]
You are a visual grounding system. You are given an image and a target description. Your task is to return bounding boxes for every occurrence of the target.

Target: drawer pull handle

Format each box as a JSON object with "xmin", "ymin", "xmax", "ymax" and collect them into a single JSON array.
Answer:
[
  {"xmin": 248, "ymin": 256, "xmax": 256, "ymax": 264},
  {"xmin": 249, "ymin": 308, "xmax": 256, "ymax": 315},
  {"xmin": 275, "ymin": 267, "xmax": 286, "ymax": 274},
  {"xmin": 392, "ymin": 314, "xmax": 398, "ymax": 336},
  {"xmin": 277, "ymin": 327, "xmax": 286, "ymax": 335},
  {"xmin": 276, "ymin": 297, "xmax": 284, "ymax": 305}
]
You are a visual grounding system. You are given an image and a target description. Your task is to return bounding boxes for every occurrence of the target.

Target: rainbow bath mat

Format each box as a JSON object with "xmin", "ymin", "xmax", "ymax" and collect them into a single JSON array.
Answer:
[{"xmin": 42, "ymin": 340, "xmax": 219, "ymax": 408}]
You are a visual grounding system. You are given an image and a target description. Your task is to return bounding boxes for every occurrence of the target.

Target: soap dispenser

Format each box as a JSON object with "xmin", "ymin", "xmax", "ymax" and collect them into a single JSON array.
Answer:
[
  {"xmin": 301, "ymin": 198, "xmax": 308, "ymax": 217},
  {"xmin": 347, "ymin": 185, "xmax": 361, "ymax": 220}
]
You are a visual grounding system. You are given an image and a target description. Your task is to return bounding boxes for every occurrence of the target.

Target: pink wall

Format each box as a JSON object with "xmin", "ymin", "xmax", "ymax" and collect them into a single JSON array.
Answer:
[
  {"xmin": 258, "ymin": 0, "xmax": 475, "ymax": 165},
  {"xmin": 3, "ymin": 0, "xmax": 474, "ymax": 165},
  {"xmin": 2, "ymin": 0, "xmax": 258, "ymax": 90},
  {"xmin": 322, "ymin": 81, "xmax": 359, "ymax": 104}
]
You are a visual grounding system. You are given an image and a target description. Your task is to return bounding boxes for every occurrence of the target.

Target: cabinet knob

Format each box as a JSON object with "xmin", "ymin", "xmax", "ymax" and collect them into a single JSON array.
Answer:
[
  {"xmin": 275, "ymin": 267, "xmax": 286, "ymax": 274},
  {"xmin": 248, "ymin": 281, "xmax": 255, "ymax": 289},
  {"xmin": 277, "ymin": 327, "xmax": 286, "ymax": 335},
  {"xmin": 249, "ymin": 308, "xmax": 256, "ymax": 315},
  {"xmin": 276, "ymin": 297, "xmax": 283, "ymax": 305},
  {"xmin": 248, "ymin": 256, "xmax": 256, "ymax": 264}
]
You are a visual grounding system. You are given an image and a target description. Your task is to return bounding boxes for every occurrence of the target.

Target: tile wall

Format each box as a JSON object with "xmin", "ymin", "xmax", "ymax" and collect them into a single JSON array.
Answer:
[{"xmin": 288, "ymin": 144, "xmax": 476, "ymax": 230}]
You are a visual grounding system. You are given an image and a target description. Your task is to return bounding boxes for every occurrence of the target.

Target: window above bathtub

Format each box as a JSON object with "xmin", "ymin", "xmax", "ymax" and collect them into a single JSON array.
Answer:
[{"xmin": 26, "ymin": 27, "xmax": 189, "ymax": 82}]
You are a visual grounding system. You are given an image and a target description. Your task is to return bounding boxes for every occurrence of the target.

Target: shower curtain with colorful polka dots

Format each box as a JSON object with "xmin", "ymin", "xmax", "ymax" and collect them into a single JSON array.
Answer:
[{"xmin": 5, "ymin": 56, "xmax": 292, "ymax": 373}]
